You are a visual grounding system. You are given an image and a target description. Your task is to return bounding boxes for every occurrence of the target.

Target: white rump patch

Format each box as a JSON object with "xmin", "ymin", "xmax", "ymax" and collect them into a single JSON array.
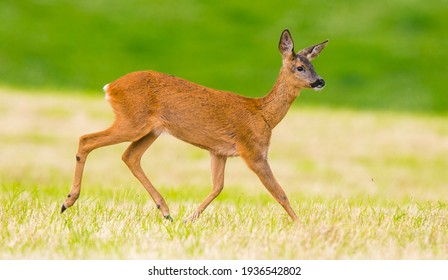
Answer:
[{"xmin": 103, "ymin": 84, "xmax": 110, "ymax": 100}]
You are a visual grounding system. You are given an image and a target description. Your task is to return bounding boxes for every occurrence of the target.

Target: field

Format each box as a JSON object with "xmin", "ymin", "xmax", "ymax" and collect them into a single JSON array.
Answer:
[
  {"xmin": 1, "ymin": 89, "xmax": 447, "ymax": 259},
  {"xmin": 1, "ymin": 0, "xmax": 447, "ymax": 113}
]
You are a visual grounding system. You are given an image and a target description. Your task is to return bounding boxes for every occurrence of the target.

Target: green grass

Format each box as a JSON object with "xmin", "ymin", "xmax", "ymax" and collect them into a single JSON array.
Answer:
[
  {"xmin": 0, "ymin": 0, "xmax": 447, "ymax": 113},
  {"xmin": 0, "ymin": 89, "xmax": 447, "ymax": 259}
]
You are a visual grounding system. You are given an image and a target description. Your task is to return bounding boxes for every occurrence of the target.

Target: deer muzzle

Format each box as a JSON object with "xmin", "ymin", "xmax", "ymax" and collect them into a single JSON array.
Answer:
[{"xmin": 310, "ymin": 78, "xmax": 325, "ymax": 91}]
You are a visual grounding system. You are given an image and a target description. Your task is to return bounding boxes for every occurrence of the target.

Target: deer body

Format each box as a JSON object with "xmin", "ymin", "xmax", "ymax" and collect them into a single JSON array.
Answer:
[
  {"xmin": 61, "ymin": 30, "xmax": 328, "ymax": 222},
  {"xmin": 106, "ymin": 70, "xmax": 295, "ymax": 157}
]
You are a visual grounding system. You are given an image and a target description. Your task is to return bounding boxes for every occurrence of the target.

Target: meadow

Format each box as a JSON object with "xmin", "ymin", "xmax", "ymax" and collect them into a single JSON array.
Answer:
[
  {"xmin": 0, "ymin": 0, "xmax": 447, "ymax": 113},
  {"xmin": 0, "ymin": 89, "xmax": 447, "ymax": 259}
]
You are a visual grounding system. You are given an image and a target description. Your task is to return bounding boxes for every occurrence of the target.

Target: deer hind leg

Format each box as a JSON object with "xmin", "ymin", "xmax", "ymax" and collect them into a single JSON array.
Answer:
[
  {"xmin": 239, "ymin": 147, "xmax": 299, "ymax": 222},
  {"xmin": 61, "ymin": 123, "xmax": 151, "ymax": 213},
  {"xmin": 122, "ymin": 132, "xmax": 172, "ymax": 221},
  {"xmin": 187, "ymin": 153, "xmax": 227, "ymax": 222}
]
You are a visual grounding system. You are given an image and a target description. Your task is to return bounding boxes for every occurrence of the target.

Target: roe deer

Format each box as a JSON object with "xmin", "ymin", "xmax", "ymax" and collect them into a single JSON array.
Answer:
[{"xmin": 61, "ymin": 29, "xmax": 328, "ymax": 222}]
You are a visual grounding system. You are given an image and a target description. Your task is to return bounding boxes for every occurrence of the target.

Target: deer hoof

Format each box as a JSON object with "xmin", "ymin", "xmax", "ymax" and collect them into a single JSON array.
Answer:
[
  {"xmin": 60, "ymin": 204, "xmax": 67, "ymax": 214},
  {"xmin": 164, "ymin": 215, "xmax": 173, "ymax": 222}
]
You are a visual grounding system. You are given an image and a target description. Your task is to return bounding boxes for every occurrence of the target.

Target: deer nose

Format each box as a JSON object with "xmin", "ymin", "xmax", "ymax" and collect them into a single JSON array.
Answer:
[{"xmin": 311, "ymin": 78, "xmax": 325, "ymax": 89}]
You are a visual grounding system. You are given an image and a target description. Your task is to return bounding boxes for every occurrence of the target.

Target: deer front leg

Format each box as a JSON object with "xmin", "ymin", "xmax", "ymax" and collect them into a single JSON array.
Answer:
[
  {"xmin": 240, "ymin": 151, "xmax": 299, "ymax": 222},
  {"xmin": 187, "ymin": 153, "xmax": 227, "ymax": 222}
]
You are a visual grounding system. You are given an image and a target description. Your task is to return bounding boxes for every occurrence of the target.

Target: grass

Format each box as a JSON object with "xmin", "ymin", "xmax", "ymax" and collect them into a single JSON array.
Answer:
[
  {"xmin": 0, "ymin": 0, "xmax": 447, "ymax": 113},
  {"xmin": 0, "ymin": 88, "xmax": 447, "ymax": 259}
]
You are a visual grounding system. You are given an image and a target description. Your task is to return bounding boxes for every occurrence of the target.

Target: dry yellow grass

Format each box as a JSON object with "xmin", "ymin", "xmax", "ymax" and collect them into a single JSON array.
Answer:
[{"xmin": 0, "ymin": 88, "xmax": 447, "ymax": 259}]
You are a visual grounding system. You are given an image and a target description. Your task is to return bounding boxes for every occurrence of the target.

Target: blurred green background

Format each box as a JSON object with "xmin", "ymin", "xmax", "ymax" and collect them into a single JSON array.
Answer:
[{"xmin": 0, "ymin": 0, "xmax": 447, "ymax": 113}]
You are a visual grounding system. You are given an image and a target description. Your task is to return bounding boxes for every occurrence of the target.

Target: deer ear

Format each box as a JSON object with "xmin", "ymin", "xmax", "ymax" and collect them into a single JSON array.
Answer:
[
  {"xmin": 278, "ymin": 29, "xmax": 295, "ymax": 58},
  {"xmin": 298, "ymin": 40, "xmax": 329, "ymax": 61}
]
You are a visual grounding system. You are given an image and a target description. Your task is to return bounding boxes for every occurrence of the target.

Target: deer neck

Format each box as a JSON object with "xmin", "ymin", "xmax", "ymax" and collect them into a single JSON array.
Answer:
[{"xmin": 259, "ymin": 68, "xmax": 300, "ymax": 129}]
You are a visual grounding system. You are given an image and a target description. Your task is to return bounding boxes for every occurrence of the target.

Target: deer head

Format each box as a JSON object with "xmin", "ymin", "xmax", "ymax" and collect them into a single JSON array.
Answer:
[{"xmin": 279, "ymin": 29, "xmax": 328, "ymax": 91}]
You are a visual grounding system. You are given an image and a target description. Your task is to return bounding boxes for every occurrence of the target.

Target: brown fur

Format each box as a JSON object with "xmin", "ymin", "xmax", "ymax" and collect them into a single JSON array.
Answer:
[{"xmin": 61, "ymin": 30, "xmax": 328, "ymax": 222}]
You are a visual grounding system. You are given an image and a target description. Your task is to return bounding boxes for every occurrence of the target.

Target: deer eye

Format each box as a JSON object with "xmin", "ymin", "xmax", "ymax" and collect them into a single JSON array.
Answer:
[{"xmin": 296, "ymin": 66, "xmax": 305, "ymax": 72}]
